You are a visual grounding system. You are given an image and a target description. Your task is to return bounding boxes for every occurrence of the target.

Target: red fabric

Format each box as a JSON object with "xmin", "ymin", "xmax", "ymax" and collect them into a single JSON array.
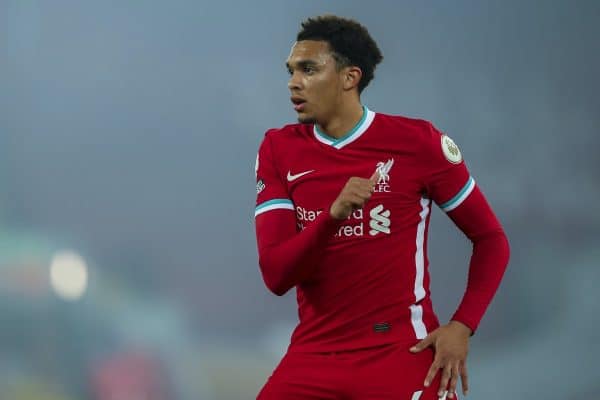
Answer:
[
  {"xmin": 257, "ymin": 342, "xmax": 456, "ymax": 400},
  {"xmin": 447, "ymin": 186, "xmax": 510, "ymax": 332},
  {"xmin": 256, "ymin": 209, "xmax": 340, "ymax": 296},
  {"xmin": 420, "ymin": 122, "xmax": 471, "ymax": 207},
  {"xmin": 254, "ymin": 110, "xmax": 509, "ymax": 353}
]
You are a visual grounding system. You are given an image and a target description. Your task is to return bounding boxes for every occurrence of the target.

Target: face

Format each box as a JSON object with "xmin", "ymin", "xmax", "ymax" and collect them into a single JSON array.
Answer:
[{"xmin": 286, "ymin": 40, "xmax": 346, "ymax": 124}]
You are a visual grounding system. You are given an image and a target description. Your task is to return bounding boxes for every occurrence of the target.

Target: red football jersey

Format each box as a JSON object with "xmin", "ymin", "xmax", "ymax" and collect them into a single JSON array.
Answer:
[{"xmin": 255, "ymin": 107, "xmax": 483, "ymax": 353}]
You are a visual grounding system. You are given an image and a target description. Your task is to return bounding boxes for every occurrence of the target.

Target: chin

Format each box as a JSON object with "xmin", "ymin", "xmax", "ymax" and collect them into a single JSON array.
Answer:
[{"xmin": 297, "ymin": 114, "xmax": 317, "ymax": 124}]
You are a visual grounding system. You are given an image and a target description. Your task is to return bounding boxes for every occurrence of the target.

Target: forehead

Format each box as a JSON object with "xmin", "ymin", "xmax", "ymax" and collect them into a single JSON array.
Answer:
[{"xmin": 286, "ymin": 40, "xmax": 334, "ymax": 65}]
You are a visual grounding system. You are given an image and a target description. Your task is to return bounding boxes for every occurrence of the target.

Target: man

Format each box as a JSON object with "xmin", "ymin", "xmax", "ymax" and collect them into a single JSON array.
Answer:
[{"xmin": 254, "ymin": 15, "xmax": 509, "ymax": 400}]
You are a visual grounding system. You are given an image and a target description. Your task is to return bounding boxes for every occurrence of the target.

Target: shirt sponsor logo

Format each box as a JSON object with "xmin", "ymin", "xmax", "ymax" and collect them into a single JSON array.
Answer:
[
  {"xmin": 369, "ymin": 204, "xmax": 391, "ymax": 235},
  {"xmin": 374, "ymin": 158, "xmax": 394, "ymax": 193},
  {"xmin": 287, "ymin": 169, "xmax": 315, "ymax": 182},
  {"xmin": 296, "ymin": 204, "xmax": 391, "ymax": 238},
  {"xmin": 296, "ymin": 206, "xmax": 363, "ymax": 237}
]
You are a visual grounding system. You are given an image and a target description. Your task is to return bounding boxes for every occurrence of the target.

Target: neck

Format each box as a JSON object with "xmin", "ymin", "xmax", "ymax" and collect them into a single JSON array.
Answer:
[{"xmin": 317, "ymin": 101, "xmax": 364, "ymax": 139}]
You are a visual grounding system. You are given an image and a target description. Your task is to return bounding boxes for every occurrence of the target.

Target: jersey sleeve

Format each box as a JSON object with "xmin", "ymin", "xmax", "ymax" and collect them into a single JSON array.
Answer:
[
  {"xmin": 254, "ymin": 130, "xmax": 340, "ymax": 296},
  {"xmin": 255, "ymin": 130, "xmax": 294, "ymax": 216},
  {"xmin": 446, "ymin": 186, "xmax": 510, "ymax": 332},
  {"xmin": 420, "ymin": 122, "xmax": 475, "ymax": 212},
  {"xmin": 420, "ymin": 122, "xmax": 509, "ymax": 333}
]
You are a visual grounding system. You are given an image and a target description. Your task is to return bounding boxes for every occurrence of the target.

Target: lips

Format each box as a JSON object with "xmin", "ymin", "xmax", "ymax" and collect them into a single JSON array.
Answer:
[{"xmin": 290, "ymin": 96, "xmax": 306, "ymax": 112}]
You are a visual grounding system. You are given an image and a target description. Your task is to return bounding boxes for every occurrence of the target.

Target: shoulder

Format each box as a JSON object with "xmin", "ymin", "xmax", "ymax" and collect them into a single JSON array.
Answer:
[
  {"xmin": 263, "ymin": 123, "xmax": 310, "ymax": 143},
  {"xmin": 258, "ymin": 123, "xmax": 311, "ymax": 166},
  {"xmin": 370, "ymin": 111, "xmax": 441, "ymax": 150},
  {"xmin": 373, "ymin": 111, "xmax": 463, "ymax": 164}
]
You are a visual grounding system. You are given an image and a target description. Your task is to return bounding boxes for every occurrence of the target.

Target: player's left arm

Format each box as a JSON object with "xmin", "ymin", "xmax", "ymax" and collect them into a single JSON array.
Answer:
[{"xmin": 410, "ymin": 123, "xmax": 510, "ymax": 398}]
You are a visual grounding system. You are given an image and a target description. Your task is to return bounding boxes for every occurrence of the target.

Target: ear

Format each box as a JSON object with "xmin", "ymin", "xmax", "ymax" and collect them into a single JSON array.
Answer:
[{"xmin": 343, "ymin": 66, "xmax": 362, "ymax": 91}]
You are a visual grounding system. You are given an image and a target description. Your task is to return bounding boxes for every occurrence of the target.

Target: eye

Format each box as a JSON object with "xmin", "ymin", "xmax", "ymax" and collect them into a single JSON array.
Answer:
[
  {"xmin": 303, "ymin": 65, "xmax": 316, "ymax": 74},
  {"xmin": 287, "ymin": 67, "xmax": 293, "ymax": 75}
]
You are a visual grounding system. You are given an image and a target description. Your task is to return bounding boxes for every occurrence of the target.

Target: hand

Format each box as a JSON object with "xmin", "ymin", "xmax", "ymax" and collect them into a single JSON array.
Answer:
[
  {"xmin": 330, "ymin": 171, "xmax": 379, "ymax": 220},
  {"xmin": 410, "ymin": 321, "xmax": 472, "ymax": 398}
]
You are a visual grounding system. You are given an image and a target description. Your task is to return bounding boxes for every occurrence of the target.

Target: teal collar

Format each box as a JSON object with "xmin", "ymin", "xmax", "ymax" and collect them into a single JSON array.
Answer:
[{"xmin": 313, "ymin": 106, "xmax": 375, "ymax": 149}]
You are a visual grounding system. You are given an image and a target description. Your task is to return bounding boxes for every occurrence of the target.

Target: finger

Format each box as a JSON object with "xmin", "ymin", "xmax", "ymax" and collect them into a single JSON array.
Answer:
[
  {"xmin": 349, "ymin": 186, "xmax": 374, "ymax": 199},
  {"xmin": 352, "ymin": 178, "xmax": 377, "ymax": 191},
  {"xmin": 447, "ymin": 362, "xmax": 460, "ymax": 399},
  {"xmin": 345, "ymin": 194, "xmax": 369, "ymax": 210},
  {"xmin": 345, "ymin": 180, "xmax": 375, "ymax": 196},
  {"xmin": 409, "ymin": 336, "xmax": 432, "ymax": 353},
  {"xmin": 348, "ymin": 176, "xmax": 375, "ymax": 185},
  {"xmin": 423, "ymin": 360, "xmax": 440, "ymax": 387},
  {"xmin": 345, "ymin": 191, "xmax": 371, "ymax": 206},
  {"xmin": 345, "ymin": 177, "xmax": 367, "ymax": 189},
  {"xmin": 460, "ymin": 360, "xmax": 469, "ymax": 396},
  {"xmin": 361, "ymin": 179, "xmax": 377, "ymax": 192},
  {"xmin": 369, "ymin": 170, "xmax": 379, "ymax": 183},
  {"xmin": 438, "ymin": 363, "xmax": 452, "ymax": 398}
]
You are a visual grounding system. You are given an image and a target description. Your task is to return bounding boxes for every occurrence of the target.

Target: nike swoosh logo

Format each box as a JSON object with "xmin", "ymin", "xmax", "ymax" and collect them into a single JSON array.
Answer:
[{"xmin": 287, "ymin": 170, "xmax": 314, "ymax": 182}]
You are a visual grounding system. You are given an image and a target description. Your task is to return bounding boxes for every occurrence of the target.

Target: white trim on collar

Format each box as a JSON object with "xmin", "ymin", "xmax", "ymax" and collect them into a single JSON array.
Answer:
[{"xmin": 313, "ymin": 107, "xmax": 376, "ymax": 149}]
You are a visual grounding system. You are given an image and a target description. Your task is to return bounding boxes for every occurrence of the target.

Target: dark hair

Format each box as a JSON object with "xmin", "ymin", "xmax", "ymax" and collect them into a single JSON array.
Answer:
[{"xmin": 297, "ymin": 15, "xmax": 383, "ymax": 93}]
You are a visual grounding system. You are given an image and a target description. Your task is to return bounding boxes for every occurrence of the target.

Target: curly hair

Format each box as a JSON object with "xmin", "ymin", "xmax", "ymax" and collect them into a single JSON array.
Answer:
[{"xmin": 297, "ymin": 15, "xmax": 383, "ymax": 93}]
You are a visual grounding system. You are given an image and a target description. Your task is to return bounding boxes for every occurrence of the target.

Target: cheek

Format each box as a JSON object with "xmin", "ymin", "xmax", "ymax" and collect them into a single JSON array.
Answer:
[{"xmin": 312, "ymin": 77, "xmax": 337, "ymax": 99}]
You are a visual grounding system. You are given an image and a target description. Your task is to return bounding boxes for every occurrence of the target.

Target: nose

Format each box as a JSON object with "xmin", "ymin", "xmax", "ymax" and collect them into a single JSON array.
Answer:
[{"xmin": 288, "ymin": 71, "xmax": 302, "ymax": 91}]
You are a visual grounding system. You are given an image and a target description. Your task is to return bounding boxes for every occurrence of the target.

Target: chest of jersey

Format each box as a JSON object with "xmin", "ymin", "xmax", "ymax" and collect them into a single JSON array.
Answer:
[{"xmin": 280, "ymin": 141, "xmax": 426, "ymax": 241}]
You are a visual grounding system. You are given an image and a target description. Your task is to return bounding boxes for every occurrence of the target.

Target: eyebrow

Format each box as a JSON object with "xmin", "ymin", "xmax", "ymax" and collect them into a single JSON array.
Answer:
[{"xmin": 285, "ymin": 59, "xmax": 319, "ymax": 70}]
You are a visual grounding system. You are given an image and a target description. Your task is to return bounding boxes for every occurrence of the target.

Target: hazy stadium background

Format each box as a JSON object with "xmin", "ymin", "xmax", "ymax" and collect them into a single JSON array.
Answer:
[{"xmin": 1, "ymin": 1, "xmax": 599, "ymax": 399}]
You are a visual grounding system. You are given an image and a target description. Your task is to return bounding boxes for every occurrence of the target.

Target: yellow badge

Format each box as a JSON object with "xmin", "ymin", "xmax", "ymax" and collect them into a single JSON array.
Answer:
[{"xmin": 441, "ymin": 135, "xmax": 462, "ymax": 164}]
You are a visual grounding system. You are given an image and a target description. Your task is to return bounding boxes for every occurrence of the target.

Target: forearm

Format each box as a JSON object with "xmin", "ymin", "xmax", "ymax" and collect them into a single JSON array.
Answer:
[
  {"xmin": 451, "ymin": 229, "xmax": 510, "ymax": 332},
  {"xmin": 256, "ymin": 210, "xmax": 340, "ymax": 296},
  {"xmin": 445, "ymin": 186, "xmax": 511, "ymax": 332}
]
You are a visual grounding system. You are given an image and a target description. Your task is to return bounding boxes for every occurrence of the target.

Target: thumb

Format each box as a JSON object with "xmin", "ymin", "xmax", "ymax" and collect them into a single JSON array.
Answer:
[
  {"xmin": 369, "ymin": 170, "xmax": 379, "ymax": 183},
  {"xmin": 410, "ymin": 336, "xmax": 433, "ymax": 353}
]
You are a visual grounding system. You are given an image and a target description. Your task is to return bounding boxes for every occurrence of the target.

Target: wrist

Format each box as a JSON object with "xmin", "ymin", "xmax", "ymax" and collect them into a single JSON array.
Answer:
[{"xmin": 449, "ymin": 320, "xmax": 473, "ymax": 336}]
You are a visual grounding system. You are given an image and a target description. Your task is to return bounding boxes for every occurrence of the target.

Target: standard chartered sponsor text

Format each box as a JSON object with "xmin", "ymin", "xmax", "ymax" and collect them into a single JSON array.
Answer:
[{"xmin": 296, "ymin": 206, "xmax": 378, "ymax": 238}]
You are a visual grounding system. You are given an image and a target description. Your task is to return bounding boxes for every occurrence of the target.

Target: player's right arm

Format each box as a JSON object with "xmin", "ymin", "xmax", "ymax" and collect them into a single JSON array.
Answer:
[
  {"xmin": 254, "ymin": 131, "xmax": 378, "ymax": 296},
  {"xmin": 254, "ymin": 132, "xmax": 338, "ymax": 296}
]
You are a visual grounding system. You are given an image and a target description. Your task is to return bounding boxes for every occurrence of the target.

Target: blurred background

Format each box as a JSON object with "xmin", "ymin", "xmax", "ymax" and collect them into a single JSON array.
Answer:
[{"xmin": 1, "ymin": 1, "xmax": 599, "ymax": 399}]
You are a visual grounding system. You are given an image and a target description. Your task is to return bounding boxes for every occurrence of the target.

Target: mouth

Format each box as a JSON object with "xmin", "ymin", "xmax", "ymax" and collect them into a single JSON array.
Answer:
[{"xmin": 290, "ymin": 96, "xmax": 307, "ymax": 112}]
